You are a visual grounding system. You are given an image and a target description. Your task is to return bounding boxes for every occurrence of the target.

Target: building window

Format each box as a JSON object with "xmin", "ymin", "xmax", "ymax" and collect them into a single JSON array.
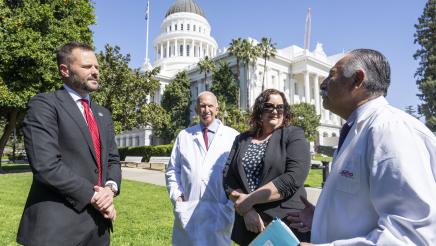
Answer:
[
  {"xmin": 332, "ymin": 132, "xmax": 337, "ymax": 137},
  {"xmin": 175, "ymin": 24, "xmax": 177, "ymax": 31},
  {"xmin": 323, "ymin": 132, "xmax": 328, "ymax": 137},
  {"xmin": 135, "ymin": 136, "xmax": 140, "ymax": 146},
  {"xmin": 180, "ymin": 45, "xmax": 183, "ymax": 56},
  {"xmin": 169, "ymin": 25, "xmax": 172, "ymax": 31},
  {"xmin": 294, "ymin": 83, "xmax": 298, "ymax": 94},
  {"xmin": 181, "ymin": 24, "xmax": 183, "ymax": 30},
  {"xmin": 199, "ymin": 26, "xmax": 202, "ymax": 33},
  {"xmin": 187, "ymin": 24, "xmax": 190, "ymax": 31},
  {"xmin": 193, "ymin": 25, "xmax": 196, "ymax": 31},
  {"xmin": 187, "ymin": 45, "xmax": 190, "ymax": 56}
]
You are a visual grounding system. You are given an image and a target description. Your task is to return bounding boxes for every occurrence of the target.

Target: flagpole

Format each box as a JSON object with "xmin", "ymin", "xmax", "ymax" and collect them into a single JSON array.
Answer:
[
  {"xmin": 144, "ymin": 0, "xmax": 152, "ymax": 70},
  {"xmin": 304, "ymin": 8, "xmax": 312, "ymax": 51}
]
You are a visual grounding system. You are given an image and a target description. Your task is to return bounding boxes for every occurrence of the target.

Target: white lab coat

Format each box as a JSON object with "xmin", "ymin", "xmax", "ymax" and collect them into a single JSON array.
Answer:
[
  {"xmin": 166, "ymin": 121, "xmax": 239, "ymax": 246},
  {"xmin": 311, "ymin": 97, "xmax": 436, "ymax": 245}
]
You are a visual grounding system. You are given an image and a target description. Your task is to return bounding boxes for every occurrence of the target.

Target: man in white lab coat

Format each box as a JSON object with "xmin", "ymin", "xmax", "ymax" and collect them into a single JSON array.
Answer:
[
  {"xmin": 166, "ymin": 91, "xmax": 239, "ymax": 246},
  {"xmin": 288, "ymin": 49, "xmax": 436, "ymax": 245}
]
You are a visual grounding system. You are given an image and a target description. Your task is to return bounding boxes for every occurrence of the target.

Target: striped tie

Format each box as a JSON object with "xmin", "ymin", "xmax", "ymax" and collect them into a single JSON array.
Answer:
[{"xmin": 80, "ymin": 99, "xmax": 102, "ymax": 186}]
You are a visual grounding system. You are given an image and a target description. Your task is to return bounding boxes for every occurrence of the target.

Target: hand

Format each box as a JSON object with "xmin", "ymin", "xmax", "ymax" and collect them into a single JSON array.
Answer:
[
  {"xmin": 243, "ymin": 209, "xmax": 265, "ymax": 234},
  {"xmin": 232, "ymin": 191, "xmax": 253, "ymax": 215},
  {"xmin": 287, "ymin": 196, "xmax": 314, "ymax": 232},
  {"xmin": 102, "ymin": 204, "xmax": 117, "ymax": 221},
  {"xmin": 91, "ymin": 186, "xmax": 114, "ymax": 212},
  {"xmin": 229, "ymin": 189, "xmax": 243, "ymax": 202}
]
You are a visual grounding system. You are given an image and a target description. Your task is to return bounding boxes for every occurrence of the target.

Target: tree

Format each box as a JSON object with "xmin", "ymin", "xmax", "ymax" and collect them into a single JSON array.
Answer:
[
  {"xmin": 404, "ymin": 105, "xmax": 419, "ymax": 119},
  {"xmin": 291, "ymin": 103, "xmax": 320, "ymax": 141},
  {"xmin": 228, "ymin": 38, "xmax": 244, "ymax": 107},
  {"xmin": 92, "ymin": 44, "xmax": 165, "ymax": 134},
  {"xmin": 257, "ymin": 37, "xmax": 277, "ymax": 91},
  {"xmin": 197, "ymin": 56, "xmax": 215, "ymax": 88},
  {"xmin": 211, "ymin": 61, "xmax": 238, "ymax": 108},
  {"xmin": 0, "ymin": 0, "xmax": 95, "ymax": 168},
  {"xmin": 414, "ymin": 0, "xmax": 436, "ymax": 131},
  {"xmin": 240, "ymin": 39, "xmax": 260, "ymax": 109},
  {"xmin": 159, "ymin": 71, "xmax": 192, "ymax": 141},
  {"xmin": 210, "ymin": 60, "xmax": 249, "ymax": 132}
]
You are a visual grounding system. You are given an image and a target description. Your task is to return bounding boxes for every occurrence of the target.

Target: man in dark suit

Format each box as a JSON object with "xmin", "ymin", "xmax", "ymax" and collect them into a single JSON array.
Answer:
[{"xmin": 16, "ymin": 42, "xmax": 122, "ymax": 246}]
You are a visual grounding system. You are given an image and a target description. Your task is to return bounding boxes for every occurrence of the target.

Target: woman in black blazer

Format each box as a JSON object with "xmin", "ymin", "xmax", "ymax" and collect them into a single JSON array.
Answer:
[{"xmin": 223, "ymin": 89, "xmax": 311, "ymax": 245}]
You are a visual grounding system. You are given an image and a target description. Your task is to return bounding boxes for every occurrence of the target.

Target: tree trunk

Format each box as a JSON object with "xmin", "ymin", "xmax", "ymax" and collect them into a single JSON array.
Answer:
[{"xmin": 0, "ymin": 109, "xmax": 24, "ymax": 172}]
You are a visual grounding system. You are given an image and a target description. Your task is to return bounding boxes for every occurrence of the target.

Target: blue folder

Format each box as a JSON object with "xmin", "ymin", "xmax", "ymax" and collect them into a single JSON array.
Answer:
[{"xmin": 249, "ymin": 218, "xmax": 300, "ymax": 246}]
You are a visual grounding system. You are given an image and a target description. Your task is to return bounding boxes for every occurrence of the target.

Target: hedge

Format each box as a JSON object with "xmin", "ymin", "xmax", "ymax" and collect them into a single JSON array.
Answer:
[{"xmin": 118, "ymin": 144, "xmax": 173, "ymax": 162}]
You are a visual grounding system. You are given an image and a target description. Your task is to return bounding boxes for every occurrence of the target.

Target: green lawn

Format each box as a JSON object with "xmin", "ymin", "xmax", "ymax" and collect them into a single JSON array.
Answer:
[
  {"xmin": 0, "ymin": 173, "xmax": 174, "ymax": 246},
  {"xmin": 0, "ymin": 169, "xmax": 322, "ymax": 245}
]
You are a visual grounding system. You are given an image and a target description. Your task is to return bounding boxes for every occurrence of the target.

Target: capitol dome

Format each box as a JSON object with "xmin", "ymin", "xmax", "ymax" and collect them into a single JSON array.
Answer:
[
  {"xmin": 165, "ymin": 0, "xmax": 205, "ymax": 18},
  {"xmin": 153, "ymin": 0, "xmax": 218, "ymax": 76}
]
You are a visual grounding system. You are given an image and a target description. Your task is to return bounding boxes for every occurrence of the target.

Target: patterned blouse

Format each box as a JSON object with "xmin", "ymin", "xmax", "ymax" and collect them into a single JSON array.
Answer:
[{"xmin": 242, "ymin": 139, "xmax": 270, "ymax": 192}]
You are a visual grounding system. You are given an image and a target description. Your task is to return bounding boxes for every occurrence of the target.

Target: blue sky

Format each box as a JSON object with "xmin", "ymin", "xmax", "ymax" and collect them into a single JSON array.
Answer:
[{"xmin": 92, "ymin": 0, "xmax": 427, "ymax": 112}]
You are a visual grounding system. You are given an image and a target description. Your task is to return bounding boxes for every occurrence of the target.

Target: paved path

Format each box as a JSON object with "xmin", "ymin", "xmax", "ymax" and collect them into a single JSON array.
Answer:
[{"xmin": 122, "ymin": 167, "xmax": 322, "ymax": 205}]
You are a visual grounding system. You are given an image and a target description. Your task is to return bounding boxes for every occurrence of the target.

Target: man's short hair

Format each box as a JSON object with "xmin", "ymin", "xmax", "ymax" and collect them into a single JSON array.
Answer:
[
  {"xmin": 56, "ymin": 42, "xmax": 94, "ymax": 68},
  {"xmin": 344, "ymin": 49, "xmax": 391, "ymax": 96}
]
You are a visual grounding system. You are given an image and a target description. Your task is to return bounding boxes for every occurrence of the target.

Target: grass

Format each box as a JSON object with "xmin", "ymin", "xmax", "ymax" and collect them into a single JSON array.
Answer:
[
  {"xmin": 0, "ymin": 173, "xmax": 174, "ymax": 246},
  {"xmin": 305, "ymin": 168, "xmax": 323, "ymax": 188},
  {"xmin": 0, "ymin": 169, "xmax": 322, "ymax": 245}
]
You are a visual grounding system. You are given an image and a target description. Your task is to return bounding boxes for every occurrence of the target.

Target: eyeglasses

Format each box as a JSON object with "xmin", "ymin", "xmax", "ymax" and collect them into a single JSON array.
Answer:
[{"xmin": 262, "ymin": 103, "xmax": 285, "ymax": 114}]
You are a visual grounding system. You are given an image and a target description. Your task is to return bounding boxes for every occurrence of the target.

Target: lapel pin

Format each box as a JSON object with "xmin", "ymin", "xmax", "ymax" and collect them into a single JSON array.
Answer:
[{"xmin": 98, "ymin": 112, "xmax": 103, "ymax": 117}]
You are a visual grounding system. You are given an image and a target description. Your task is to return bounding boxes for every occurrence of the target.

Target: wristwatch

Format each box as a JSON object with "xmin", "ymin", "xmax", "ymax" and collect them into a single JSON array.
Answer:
[{"xmin": 105, "ymin": 183, "xmax": 118, "ymax": 197}]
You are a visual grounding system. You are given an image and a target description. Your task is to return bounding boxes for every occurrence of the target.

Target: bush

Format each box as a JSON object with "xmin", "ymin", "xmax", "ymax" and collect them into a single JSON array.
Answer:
[{"xmin": 118, "ymin": 144, "xmax": 173, "ymax": 162}]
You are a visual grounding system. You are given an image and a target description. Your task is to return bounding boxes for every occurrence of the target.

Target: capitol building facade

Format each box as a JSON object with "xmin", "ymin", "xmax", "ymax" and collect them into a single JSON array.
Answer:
[{"xmin": 115, "ymin": 0, "xmax": 344, "ymax": 149}]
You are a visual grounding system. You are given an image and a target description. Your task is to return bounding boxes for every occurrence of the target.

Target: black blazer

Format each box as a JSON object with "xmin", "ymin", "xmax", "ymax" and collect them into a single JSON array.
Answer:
[
  {"xmin": 223, "ymin": 126, "xmax": 310, "ymax": 245},
  {"xmin": 17, "ymin": 88, "xmax": 122, "ymax": 246}
]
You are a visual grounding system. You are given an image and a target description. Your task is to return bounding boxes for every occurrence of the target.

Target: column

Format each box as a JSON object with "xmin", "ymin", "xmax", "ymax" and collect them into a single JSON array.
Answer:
[
  {"xmin": 175, "ymin": 39, "xmax": 178, "ymax": 56},
  {"xmin": 160, "ymin": 43, "xmax": 163, "ymax": 59},
  {"xmin": 304, "ymin": 71, "xmax": 310, "ymax": 103},
  {"xmin": 190, "ymin": 39, "xmax": 194, "ymax": 57},
  {"xmin": 166, "ymin": 40, "xmax": 169, "ymax": 58},
  {"xmin": 200, "ymin": 42, "xmax": 203, "ymax": 58},
  {"xmin": 314, "ymin": 74, "xmax": 320, "ymax": 114},
  {"xmin": 183, "ymin": 39, "xmax": 186, "ymax": 56}
]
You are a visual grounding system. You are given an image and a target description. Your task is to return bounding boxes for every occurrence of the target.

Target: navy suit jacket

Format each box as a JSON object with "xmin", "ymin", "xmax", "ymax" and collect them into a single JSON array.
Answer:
[{"xmin": 17, "ymin": 88, "xmax": 121, "ymax": 245}]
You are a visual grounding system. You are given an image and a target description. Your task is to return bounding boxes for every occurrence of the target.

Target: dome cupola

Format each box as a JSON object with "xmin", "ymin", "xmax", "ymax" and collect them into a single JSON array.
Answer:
[{"xmin": 165, "ymin": 0, "xmax": 205, "ymax": 18}]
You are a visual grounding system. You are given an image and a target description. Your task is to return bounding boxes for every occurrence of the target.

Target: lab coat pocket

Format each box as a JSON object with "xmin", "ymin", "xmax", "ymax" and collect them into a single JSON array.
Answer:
[
  {"xmin": 174, "ymin": 200, "xmax": 198, "ymax": 229},
  {"xmin": 335, "ymin": 158, "xmax": 361, "ymax": 194}
]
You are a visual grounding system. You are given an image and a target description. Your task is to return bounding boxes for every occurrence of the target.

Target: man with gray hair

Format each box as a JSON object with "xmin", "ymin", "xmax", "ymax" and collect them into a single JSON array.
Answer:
[
  {"xmin": 166, "ymin": 91, "xmax": 239, "ymax": 245},
  {"xmin": 288, "ymin": 49, "xmax": 436, "ymax": 245}
]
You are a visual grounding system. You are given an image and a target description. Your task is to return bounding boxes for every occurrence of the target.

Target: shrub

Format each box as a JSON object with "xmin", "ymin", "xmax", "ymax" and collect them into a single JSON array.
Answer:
[{"xmin": 118, "ymin": 144, "xmax": 173, "ymax": 162}]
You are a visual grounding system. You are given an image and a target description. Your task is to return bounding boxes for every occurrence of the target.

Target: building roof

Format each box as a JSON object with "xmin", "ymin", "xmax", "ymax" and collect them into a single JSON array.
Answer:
[{"xmin": 165, "ymin": 0, "xmax": 205, "ymax": 18}]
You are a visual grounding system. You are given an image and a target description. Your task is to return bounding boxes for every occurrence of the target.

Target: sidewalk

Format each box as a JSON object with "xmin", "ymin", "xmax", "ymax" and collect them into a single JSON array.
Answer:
[{"xmin": 122, "ymin": 167, "xmax": 322, "ymax": 205}]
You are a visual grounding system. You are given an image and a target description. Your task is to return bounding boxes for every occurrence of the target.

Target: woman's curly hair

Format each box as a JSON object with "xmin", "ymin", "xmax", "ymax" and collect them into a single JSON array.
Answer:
[{"xmin": 249, "ymin": 88, "xmax": 292, "ymax": 137}]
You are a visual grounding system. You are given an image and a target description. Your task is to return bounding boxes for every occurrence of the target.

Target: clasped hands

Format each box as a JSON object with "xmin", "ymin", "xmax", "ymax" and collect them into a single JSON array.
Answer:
[
  {"xmin": 91, "ymin": 186, "xmax": 116, "ymax": 221},
  {"xmin": 230, "ymin": 190, "xmax": 265, "ymax": 233}
]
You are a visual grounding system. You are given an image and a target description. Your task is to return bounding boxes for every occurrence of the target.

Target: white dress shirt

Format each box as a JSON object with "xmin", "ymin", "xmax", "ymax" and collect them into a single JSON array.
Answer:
[{"xmin": 311, "ymin": 96, "xmax": 436, "ymax": 245}]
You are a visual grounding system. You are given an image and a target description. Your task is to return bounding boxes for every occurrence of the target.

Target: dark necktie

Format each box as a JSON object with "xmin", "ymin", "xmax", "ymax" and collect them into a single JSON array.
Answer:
[
  {"xmin": 203, "ymin": 127, "xmax": 209, "ymax": 150},
  {"xmin": 80, "ymin": 99, "xmax": 102, "ymax": 186},
  {"xmin": 337, "ymin": 123, "xmax": 352, "ymax": 152}
]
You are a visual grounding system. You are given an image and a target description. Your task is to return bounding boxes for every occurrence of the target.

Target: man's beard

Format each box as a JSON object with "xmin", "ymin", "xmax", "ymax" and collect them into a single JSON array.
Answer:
[{"xmin": 70, "ymin": 72, "xmax": 98, "ymax": 93}]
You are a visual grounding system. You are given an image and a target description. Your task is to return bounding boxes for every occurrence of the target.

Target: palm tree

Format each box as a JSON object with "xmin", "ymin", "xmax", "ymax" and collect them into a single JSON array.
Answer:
[
  {"xmin": 241, "ymin": 39, "xmax": 260, "ymax": 108},
  {"xmin": 197, "ymin": 56, "xmax": 215, "ymax": 90},
  {"xmin": 228, "ymin": 38, "xmax": 244, "ymax": 108},
  {"xmin": 258, "ymin": 37, "xmax": 277, "ymax": 91}
]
